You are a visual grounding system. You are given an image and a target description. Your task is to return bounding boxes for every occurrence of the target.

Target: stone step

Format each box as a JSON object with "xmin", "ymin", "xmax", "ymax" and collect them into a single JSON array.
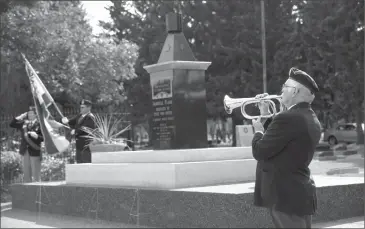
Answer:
[
  {"xmin": 92, "ymin": 146, "xmax": 253, "ymax": 163},
  {"xmin": 66, "ymin": 159, "xmax": 257, "ymax": 189}
]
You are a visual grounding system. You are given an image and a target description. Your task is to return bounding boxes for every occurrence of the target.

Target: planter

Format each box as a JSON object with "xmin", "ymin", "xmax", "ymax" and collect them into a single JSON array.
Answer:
[{"xmin": 89, "ymin": 144, "xmax": 128, "ymax": 153}]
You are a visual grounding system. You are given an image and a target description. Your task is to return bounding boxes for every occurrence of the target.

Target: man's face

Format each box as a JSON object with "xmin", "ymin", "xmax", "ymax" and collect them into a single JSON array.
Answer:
[
  {"xmin": 27, "ymin": 110, "xmax": 36, "ymax": 120},
  {"xmin": 280, "ymin": 78, "xmax": 297, "ymax": 107},
  {"xmin": 80, "ymin": 105, "xmax": 91, "ymax": 114}
]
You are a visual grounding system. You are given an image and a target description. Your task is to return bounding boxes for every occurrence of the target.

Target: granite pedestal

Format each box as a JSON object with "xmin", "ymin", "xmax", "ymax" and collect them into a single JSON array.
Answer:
[{"xmin": 10, "ymin": 176, "xmax": 364, "ymax": 228}]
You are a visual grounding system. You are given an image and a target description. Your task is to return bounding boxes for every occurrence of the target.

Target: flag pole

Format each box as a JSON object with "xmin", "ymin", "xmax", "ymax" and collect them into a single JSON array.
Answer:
[
  {"xmin": 20, "ymin": 53, "xmax": 66, "ymax": 120},
  {"xmin": 21, "ymin": 53, "xmax": 71, "ymax": 164},
  {"xmin": 260, "ymin": 0, "xmax": 267, "ymax": 93}
]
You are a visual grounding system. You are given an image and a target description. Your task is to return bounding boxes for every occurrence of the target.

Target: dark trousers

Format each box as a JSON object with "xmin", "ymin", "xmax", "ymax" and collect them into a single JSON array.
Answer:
[
  {"xmin": 75, "ymin": 139, "xmax": 91, "ymax": 163},
  {"xmin": 270, "ymin": 207, "xmax": 312, "ymax": 228}
]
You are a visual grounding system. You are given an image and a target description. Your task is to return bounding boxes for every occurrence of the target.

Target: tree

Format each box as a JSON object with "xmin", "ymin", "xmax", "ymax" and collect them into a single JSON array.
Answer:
[
  {"xmin": 0, "ymin": 1, "xmax": 138, "ymax": 116},
  {"xmin": 0, "ymin": 0, "xmax": 36, "ymax": 15},
  {"xmin": 297, "ymin": 0, "xmax": 364, "ymax": 143},
  {"xmin": 321, "ymin": 0, "xmax": 364, "ymax": 143},
  {"xmin": 1, "ymin": 1, "xmax": 92, "ymax": 114}
]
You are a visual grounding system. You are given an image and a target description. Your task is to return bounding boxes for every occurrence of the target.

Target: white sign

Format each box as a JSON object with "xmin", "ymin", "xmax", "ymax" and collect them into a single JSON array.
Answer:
[
  {"xmin": 151, "ymin": 75, "xmax": 173, "ymax": 100},
  {"xmin": 236, "ymin": 125, "xmax": 254, "ymax": 147}
]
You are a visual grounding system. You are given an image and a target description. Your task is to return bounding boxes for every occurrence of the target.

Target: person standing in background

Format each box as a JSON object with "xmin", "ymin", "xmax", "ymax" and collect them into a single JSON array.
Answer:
[
  {"xmin": 61, "ymin": 99, "xmax": 95, "ymax": 163},
  {"xmin": 10, "ymin": 106, "xmax": 44, "ymax": 182}
]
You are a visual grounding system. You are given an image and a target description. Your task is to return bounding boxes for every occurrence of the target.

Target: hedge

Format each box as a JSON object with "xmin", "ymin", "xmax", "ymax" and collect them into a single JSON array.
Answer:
[{"xmin": 1, "ymin": 148, "xmax": 75, "ymax": 202}]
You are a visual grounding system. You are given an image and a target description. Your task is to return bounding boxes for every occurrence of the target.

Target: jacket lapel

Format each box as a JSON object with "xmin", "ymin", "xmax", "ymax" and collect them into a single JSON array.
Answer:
[{"xmin": 77, "ymin": 114, "xmax": 84, "ymax": 125}]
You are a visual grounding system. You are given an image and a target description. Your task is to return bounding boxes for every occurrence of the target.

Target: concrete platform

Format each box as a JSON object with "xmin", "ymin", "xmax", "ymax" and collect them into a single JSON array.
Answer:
[
  {"xmin": 68, "ymin": 147, "xmax": 256, "ymax": 189},
  {"xmin": 66, "ymin": 159, "xmax": 257, "ymax": 189},
  {"xmin": 92, "ymin": 147, "xmax": 253, "ymax": 163},
  {"xmin": 10, "ymin": 175, "xmax": 364, "ymax": 228}
]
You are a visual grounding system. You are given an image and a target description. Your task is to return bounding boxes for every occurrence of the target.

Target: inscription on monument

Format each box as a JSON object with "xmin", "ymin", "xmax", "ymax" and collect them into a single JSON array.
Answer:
[
  {"xmin": 151, "ymin": 75, "xmax": 175, "ymax": 149},
  {"xmin": 152, "ymin": 98, "xmax": 174, "ymax": 148}
]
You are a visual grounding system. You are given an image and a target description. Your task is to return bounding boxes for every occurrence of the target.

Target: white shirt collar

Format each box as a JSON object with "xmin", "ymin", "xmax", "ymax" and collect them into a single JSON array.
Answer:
[{"xmin": 81, "ymin": 111, "xmax": 90, "ymax": 118}]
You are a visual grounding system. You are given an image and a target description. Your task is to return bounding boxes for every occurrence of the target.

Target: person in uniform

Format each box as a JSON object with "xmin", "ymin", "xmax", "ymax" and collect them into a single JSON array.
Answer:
[
  {"xmin": 62, "ymin": 99, "xmax": 95, "ymax": 163},
  {"xmin": 9, "ymin": 106, "xmax": 44, "ymax": 182},
  {"xmin": 251, "ymin": 67, "xmax": 321, "ymax": 228}
]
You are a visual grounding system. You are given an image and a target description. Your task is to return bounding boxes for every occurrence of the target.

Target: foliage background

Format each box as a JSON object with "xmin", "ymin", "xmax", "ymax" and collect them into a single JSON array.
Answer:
[{"xmin": 1, "ymin": 0, "xmax": 364, "ymax": 145}]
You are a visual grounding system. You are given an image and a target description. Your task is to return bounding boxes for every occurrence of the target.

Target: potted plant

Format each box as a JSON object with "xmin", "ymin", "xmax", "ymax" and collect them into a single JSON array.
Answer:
[{"xmin": 81, "ymin": 114, "xmax": 132, "ymax": 153}]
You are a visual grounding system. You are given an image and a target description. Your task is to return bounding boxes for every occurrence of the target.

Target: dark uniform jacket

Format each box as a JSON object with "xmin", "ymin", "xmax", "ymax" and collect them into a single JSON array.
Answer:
[
  {"xmin": 67, "ymin": 112, "xmax": 95, "ymax": 163},
  {"xmin": 67, "ymin": 112, "xmax": 95, "ymax": 139},
  {"xmin": 9, "ymin": 117, "xmax": 44, "ymax": 157},
  {"xmin": 68, "ymin": 113, "xmax": 95, "ymax": 147},
  {"xmin": 251, "ymin": 102, "xmax": 321, "ymax": 216}
]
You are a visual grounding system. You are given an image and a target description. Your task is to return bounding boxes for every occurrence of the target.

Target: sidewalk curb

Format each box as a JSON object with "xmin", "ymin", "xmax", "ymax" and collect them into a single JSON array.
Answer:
[
  {"xmin": 326, "ymin": 167, "xmax": 360, "ymax": 175},
  {"xmin": 312, "ymin": 216, "xmax": 364, "ymax": 228}
]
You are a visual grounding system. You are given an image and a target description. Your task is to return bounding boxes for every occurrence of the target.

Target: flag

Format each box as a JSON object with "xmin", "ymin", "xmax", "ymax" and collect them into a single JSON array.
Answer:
[{"xmin": 22, "ymin": 54, "xmax": 70, "ymax": 154}]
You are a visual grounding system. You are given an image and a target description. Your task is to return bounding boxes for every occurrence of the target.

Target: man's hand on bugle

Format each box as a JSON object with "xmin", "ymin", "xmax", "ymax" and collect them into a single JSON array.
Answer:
[{"xmin": 255, "ymin": 93, "xmax": 271, "ymax": 116}]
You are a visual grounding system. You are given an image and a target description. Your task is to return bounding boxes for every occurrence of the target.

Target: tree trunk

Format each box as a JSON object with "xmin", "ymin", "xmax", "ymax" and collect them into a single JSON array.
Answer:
[{"xmin": 355, "ymin": 107, "xmax": 364, "ymax": 144}]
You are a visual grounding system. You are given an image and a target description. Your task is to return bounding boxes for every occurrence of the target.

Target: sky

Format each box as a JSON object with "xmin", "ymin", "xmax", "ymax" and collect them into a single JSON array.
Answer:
[{"xmin": 81, "ymin": 1, "xmax": 113, "ymax": 34}]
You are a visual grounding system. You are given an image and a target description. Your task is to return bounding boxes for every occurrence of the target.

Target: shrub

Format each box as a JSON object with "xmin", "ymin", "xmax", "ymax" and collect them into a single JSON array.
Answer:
[
  {"xmin": 40, "ymin": 140, "xmax": 76, "ymax": 181},
  {"xmin": 0, "ymin": 148, "xmax": 75, "ymax": 184},
  {"xmin": 1, "ymin": 151, "xmax": 23, "ymax": 184},
  {"xmin": 1, "ymin": 140, "xmax": 75, "ymax": 202},
  {"xmin": 41, "ymin": 154, "xmax": 67, "ymax": 181},
  {"xmin": 1, "ymin": 151, "xmax": 22, "ymax": 202}
]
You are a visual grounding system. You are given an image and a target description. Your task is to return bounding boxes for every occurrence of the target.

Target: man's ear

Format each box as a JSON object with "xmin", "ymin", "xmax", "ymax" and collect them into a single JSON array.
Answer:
[{"xmin": 292, "ymin": 87, "xmax": 299, "ymax": 97}]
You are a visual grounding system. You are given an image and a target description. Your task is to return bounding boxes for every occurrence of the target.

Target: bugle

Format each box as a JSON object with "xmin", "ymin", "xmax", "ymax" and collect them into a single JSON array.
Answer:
[{"xmin": 223, "ymin": 94, "xmax": 284, "ymax": 119}]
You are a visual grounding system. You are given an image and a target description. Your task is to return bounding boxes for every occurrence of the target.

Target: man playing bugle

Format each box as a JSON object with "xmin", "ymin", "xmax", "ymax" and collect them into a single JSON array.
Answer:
[{"xmin": 251, "ymin": 67, "xmax": 321, "ymax": 228}]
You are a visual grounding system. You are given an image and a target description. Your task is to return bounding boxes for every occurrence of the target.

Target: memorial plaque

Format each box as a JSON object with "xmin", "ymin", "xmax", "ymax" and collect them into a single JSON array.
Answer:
[{"xmin": 151, "ymin": 75, "xmax": 175, "ymax": 149}]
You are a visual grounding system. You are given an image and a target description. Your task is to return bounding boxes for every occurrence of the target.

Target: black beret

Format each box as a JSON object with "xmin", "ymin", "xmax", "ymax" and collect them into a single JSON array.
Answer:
[
  {"xmin": 288, "ymin": 67, "xmax": 319, "ymax": 93},
  {"xmin": 80, "ymin": 99, "xmax": 92, "ymax": 106}
]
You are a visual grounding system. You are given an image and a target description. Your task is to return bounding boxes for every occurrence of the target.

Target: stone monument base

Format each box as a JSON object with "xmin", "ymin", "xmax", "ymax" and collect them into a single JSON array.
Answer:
[
  {"xmin": 66, "ymin": 147, "xmax": 256, "ymax": 189},
  {"xmin": 10, "ymin": 176, "xmax": 364, "ymax": 228},
  {"xmin": 66, "ymin": 159, "xmax": 256, "ymax": 189},
  {"xmin": 92, "ymin": 147, "xmax": 253, "ymax": 163}
]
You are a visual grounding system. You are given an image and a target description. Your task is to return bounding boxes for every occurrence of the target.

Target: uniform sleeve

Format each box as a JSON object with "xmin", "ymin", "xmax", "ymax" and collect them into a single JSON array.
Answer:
[
  {"xmin": 35, "ymin": 123, "xmax": 44, "ymax": 143},
  {"xmin": 9, "ymin": 117, "xmax": 24, "ymax": 129},
  {"xmin": 68, "ymin": 115, "xmax": 79, "ymax": 128},
  {"xmin": 251, "ymin": 113, "xmax": 297, "ymax": 161},
  {"xmin": 83, "ymin": 115, "xmax": 95, "ymax": 129},
  {"xmin": 263, "ymin": 117, "xmax": 273, "ymax": 131}
]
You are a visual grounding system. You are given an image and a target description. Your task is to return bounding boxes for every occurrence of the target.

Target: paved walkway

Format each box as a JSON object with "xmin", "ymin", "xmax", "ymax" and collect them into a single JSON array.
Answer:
[
  {"xmin": 1, "ymin": 208, "xmax": 143, "ymax": 228},
  {"xmin": 1, "ymin": 207, "xmax": 363, "ymax": 228}
]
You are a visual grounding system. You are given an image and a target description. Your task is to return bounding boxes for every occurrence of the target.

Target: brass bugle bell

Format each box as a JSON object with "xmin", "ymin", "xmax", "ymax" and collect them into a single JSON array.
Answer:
[{"xmin": 223, "ymin": 94, "xmax": 284, "ymax": 119}]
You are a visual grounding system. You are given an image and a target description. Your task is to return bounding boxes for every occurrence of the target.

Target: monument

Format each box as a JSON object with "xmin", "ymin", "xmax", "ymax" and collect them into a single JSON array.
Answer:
[
  {"xmin": 10, "ymin": 12, "xmax": 364, "ymax": 228},
  {"xmin": 144, "ymin": 12, "xmax": 211, "ymax": 150}
]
